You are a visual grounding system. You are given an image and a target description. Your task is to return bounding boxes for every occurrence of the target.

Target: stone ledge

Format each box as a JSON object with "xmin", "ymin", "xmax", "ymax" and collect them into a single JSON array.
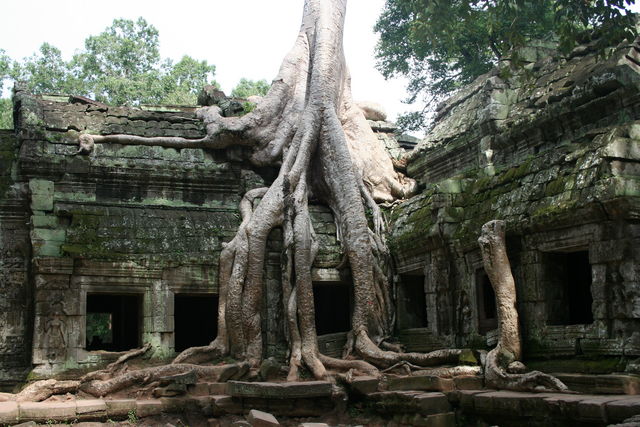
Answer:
[
  {"xmin": 226, "ymin": 381, "xmax": 333, "ymax": 399},
  {"xmin": 454, "ymin": 390, "xmax": 640, "ymax": 424},
  {"xmin": 0, "ymin": 401, "xmax": 19, "ymax": 424},
  {"xmin": 19, "ymin": 401, "xmax": 77, "ymax": 421},
  {"xmin": 554, "ymin": 373, "xmax": 640, "ymax": 395}
]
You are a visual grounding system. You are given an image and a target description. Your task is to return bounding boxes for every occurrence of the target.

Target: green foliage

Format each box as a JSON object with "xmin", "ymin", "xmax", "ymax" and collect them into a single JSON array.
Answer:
[
  {"xmin": 10, "ymin": 42, "xmax": 81, "ymax": 95},
  {"xmin": 86, "ymin": 312, "xmax": 112, "ymax": 346},
  {"xmin": 242, "ymin": 101, "xmax": 257, "ymax": 114},
  {"xmin": 0, "ymin": 99, "xmax": 12, "ymax": 129},
  {"xmin": 5, "ymin": 17, "xmax": 217, "ymax": 107},
  {"xmin": 0, "ymin": 49, "xmax": 10, "ymax": 94},
  {"xmin": 73, "ymin": 17, "xmax": 163, "ymax": 105},
  {"xmin": 230, "ymin": 77, "xmax": 270, "ymax": 98},
  {"xmin": 375, "ymin": 0, "xmax": 637, "ymax": 131},
  {"xmin": 127, "ymin": 409, "xmax": 139, "ymax": 424},
  {"xmin": 161, "ymin": 55, "xmax": 217, "ymax": 105}
]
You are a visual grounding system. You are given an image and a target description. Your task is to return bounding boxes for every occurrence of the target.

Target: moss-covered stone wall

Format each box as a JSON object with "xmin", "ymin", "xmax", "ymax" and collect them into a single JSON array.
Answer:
[
  {"xmin": 3, "ymin": 88, "xmax": 349, "ymax": 378},
  {"xmin": 0, "ymin": 129, "xmax": 32, "ymax": 390},
  {"xmin": 391, "ymin": 38, "xmax": 640, "ymax": 364}
]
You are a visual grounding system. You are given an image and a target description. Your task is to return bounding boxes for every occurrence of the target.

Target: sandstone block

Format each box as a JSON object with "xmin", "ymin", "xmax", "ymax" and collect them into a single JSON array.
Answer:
[
  {"xmin": 453, "ymin": 376, "xmax": 484, "ymax": 390},
  {"xmin": 208, "ymin": 382, "xmax": 228, "ymax": 395},
  {"xmin": 75, "ymin": 399, "xmax": 107, "ymax": 415},
  {"xmin": 418, "ymin": 412, "xmax": 456, "ymax": 427},
  {"xmin": 348, "ymin": 376, "xmax": 379, "ymax": 395},
  {"xmin": 413, "ymin": 392, "xmax": 451, "ymax": 415},
  {"xmin": 104, "ymin": 399, "xmax": 136, "ymax": 417},
  {"xmin": 135, "ymin": 399, "xmax": 163, "ymax": 417},
  {"xmin": 387, "ymin": 375, "xmax": 454, "ymax": 392},
  {"xmin": 356, "ymin": 101, "xmax": 387, "ymax": 121},
  {"xmin": 247, "ymin": 409, "xmax": 279, "ymax": 426},
  {"xmin": 606, "ymin": 397, "xmax": 640, "ymax": 423},
  {"xmin": 211, "ymin": 395, "xmax": 242, "ymax": 416},
  {"xmin": 19, "ymin": 401, "xmax": 76, "ymax": 421},
  {"xmin": 227, "ymin": 381, "xmax": 332, "ymax": 399},
  {"xmin": 0, "ymin": 401, "xmax": 19, "ymax": 424}
]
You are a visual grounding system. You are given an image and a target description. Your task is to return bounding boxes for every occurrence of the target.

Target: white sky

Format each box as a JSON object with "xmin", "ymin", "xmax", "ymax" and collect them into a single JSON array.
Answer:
[
  {"xmin": 2, "ymin": 1, "xmax": 638, "ymax": 124},
  {"xmin": 0, "ymin": 0, "xmax": 420, "ymax": 123}
]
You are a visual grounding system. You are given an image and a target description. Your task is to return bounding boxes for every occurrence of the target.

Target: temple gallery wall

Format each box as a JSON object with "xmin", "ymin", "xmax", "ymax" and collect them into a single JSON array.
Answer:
[{"xmin": 1, "ymin": 35, "xmax": 640, "ymax": 390}]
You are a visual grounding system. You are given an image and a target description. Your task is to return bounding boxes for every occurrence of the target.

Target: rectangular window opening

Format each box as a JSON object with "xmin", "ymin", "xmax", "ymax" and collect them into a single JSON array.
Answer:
[
  {"xmin": 397, "ymin": 274, "xmax": 428, "ymax": 330},
  {"xmin": 544, "ymin": 250, "xmax": 593, "ymax": 325},
  {"xmin": 476, "ymin": 271, "xmax": 498, "ymax": 335},
  {"xmin": 86, "ymin": 293, "xmax": 142, "ymax": 351},
  {"xmin": 313, "ymin": 282, "xmax": 352, "ymax": 335},
  {"xmin": 174, "ymin": 294, "xmax": 218, "ymax": 352}
]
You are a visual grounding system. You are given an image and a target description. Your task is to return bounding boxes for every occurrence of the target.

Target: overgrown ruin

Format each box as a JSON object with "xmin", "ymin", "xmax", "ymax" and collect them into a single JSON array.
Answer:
[{"xmin": 1, "ymin": 3, "xmax": 640, "ymax": 426}]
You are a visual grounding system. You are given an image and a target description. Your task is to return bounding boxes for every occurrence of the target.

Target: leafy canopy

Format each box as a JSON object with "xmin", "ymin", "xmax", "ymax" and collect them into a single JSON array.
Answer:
[
  {"xmin": 230, "ymin": 78, "xmax": 271, "ymax": 98},
  {"xmin": 375, "ymin": 0, "xmax": 637, "ymax": 131},
  {"xmin": 7, "ymin": 17, "xmax": 217, "ymax": 106}
]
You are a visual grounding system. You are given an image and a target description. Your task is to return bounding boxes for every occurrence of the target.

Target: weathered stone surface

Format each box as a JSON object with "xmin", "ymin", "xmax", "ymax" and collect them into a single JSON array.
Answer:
[
  {"xmin": 75, "ymin": 399, "xmax": 107, "ymax": 415},
  {"xmin": 348, "ymin": 376, "xmax": 379, "ymax": 395},
  {"xmin": 356, "ymin": 101, "xmax": 387, "ymax": 121},
  {"xmin": 368, "ymin": 391, "xmax": 451, "ymax": 415},
  {"xmin": 387, "ymin": 375, "xmax": 454, "ymax": 392},
  {"xmin": 246, "ymin": 409, "xmax": 280, "ymax": 427},
  {"xmin": 19, "ymin": 401, "xmax": 76, "ymax": 421},
  {"xmin": 104, "ymin": 399, "xmax": 136, "ymax": 417},
  {"xmin": 0, "ymin": 401, "xmax": 19, "ymax": 424},
  {"xmin": 555, "ymin": 374, "xmax": 640, "ymax": 395},
  {"xmin": 227, "ymin": 381, "xmax": 333, "ymax": 399},
  {"xmin": 606, "ymin": 397, "xmax": 640, "ymax": 423},
  {"xmin": 135, "ymin": 399, "xmax": 164, "ymax": 417}
]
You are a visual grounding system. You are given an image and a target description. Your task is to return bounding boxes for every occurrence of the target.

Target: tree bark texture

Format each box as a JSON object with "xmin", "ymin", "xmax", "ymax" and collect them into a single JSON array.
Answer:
[
  {"xmin": 479, "ymin": 220, "xmax": 567, "ymax": 392},
  {"xmin": 77, "ymin": 0, "xmax": 463, "ymax": 381}
]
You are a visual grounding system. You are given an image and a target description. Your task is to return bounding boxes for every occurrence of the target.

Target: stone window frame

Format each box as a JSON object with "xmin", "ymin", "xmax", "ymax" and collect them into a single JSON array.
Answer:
[
  {"xmin": 79, "ymin": 285, "xmax": 147, "ymax": 354},
  {"xmin": 527, "ymin": 225, "xmax": 600, "ymax": 345}
]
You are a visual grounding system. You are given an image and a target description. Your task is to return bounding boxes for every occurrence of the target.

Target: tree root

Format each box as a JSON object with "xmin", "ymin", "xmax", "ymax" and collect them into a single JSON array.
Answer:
[
  {"xmin": 13, "ymin": 362, "xmax": 250, "ymax": 402},
  {"xmin": 15, "ymin": 379, "xmax": 80, "ymax": 403},
  {"xmin": 484, "ymin": 349, "xmax": 567, "ymax": 392},
  {"xmin": 478, "ymin": 220, "xmax": 567, "ymax": 392}
]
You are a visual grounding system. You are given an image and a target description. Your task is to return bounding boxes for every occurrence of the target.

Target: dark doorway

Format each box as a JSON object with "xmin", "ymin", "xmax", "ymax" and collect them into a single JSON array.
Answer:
[
  {"xmin": 174, "ymin": 294, "xmax": 218, "ymax": 352},
  {"xmin": 313, "ymin": 282, "xmax": 351, "ymax": 335},
  {"xmin": 86, "ymin": 293, "xmax": 142, "ymax": 351},
  {"xmin": 544, "ymin": 251, "xmax": 593, "ymax": 325},
  {"xmin": 476, "ymin": 271, "xmax": 498, "ymax": 335},
  {"xmin": 397, "ymin": 274, "xmax": 428, "ymax": 329}
]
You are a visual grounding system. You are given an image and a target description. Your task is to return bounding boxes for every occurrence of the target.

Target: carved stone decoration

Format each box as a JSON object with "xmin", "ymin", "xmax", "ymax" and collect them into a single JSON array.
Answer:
[{"xmin": 43, "ymin": 300, "xmax": 67, "ymax": 364}]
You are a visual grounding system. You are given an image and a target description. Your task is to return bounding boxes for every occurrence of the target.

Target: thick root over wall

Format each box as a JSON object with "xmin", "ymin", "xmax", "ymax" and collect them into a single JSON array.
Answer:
[
  {"xmin": 73, "ymin": 0, "xmax": 459, "ymax": 383},
  {"xmin": 10, "ymin": 1, "xmax": 569, "ymax": 402}
]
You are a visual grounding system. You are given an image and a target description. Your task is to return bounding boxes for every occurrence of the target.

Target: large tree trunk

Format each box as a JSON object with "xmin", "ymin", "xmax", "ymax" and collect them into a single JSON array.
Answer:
[
  {"xmin": 479, "ymin": 220, "xmax": 567, "ymax": 392},
  {"xmin": 71, "ymin": 0, "xmax": 460, "ymax": 385}
]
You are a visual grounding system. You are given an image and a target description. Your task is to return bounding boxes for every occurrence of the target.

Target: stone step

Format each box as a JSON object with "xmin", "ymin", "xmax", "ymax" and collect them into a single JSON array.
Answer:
[
  {"xmin": 348, "ymin": 375, "xmax": 484, "ymax": 396},
  {"xmin": 227, "ymin": 381, "xmax": 333, "ymax": 399},
  {"xmin": 554, "ymin": 373, "xmax": 640, "ymax": 395},
  {"xmin": 452, "ymin": 389, "xmax": 640, "ymax": 425},
  {"xmin": 368, "ymin": 391, "xmax": 452, "ymax": 415}
]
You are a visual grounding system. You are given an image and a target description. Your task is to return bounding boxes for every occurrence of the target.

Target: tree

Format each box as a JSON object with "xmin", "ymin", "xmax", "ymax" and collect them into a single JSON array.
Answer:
[
  {"xmin": 0, "ymin": 50, "xmax": 11, "ymax": 129},
  {"xmin": 479, "ymin": 221, "xmax": 567, "ymax": 391},
  {"xmin": 0, "ymin": 18, "xmax": 217, "ymax": 127},
  {"xmin": 230, "ymin": 78, "xmax": 271, "ymax": 98},
  {"xmin": 375, "ymin": 0, "xmax": 638, "ymax": 131},
  {"xmin": 0, "ymin": 49, "xmax": 10, "ymax": 94},
  {"xmin": 72, "ymin": 17, "xmax": 217, "ymax": 106},
  {"xmin": 161, "ymin": 56, "xmax": 217, "ymax": 105},
  {"xmin": 9, "ymin": 43, "xmax": 80, "ymax": 96},
  {"xmin": 0, "ymin": 99, "xmax": 11, "ymax": 130},
  {"xmin": 10, "ymin": 0, "xmax": 567, "ymax": 400}
]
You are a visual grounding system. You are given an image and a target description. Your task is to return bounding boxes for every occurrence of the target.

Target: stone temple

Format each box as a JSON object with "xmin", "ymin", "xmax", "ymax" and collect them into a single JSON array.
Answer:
[{"xmin": 1, "ymin": 35, "xmax": 640, "ymax": 425}]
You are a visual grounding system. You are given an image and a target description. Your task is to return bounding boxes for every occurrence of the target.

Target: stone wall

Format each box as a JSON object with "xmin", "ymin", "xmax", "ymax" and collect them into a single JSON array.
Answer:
[
  {"xmin": 391, "ymin": 37, "xmax": 640, "ymax": 364},
  {"xmin": 3, "ymin": 88, "xmax": 351, "ymax": 378},
  {"xmin": 0, "ymin": 129, "xmax": 32, "ymax": 390}
]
